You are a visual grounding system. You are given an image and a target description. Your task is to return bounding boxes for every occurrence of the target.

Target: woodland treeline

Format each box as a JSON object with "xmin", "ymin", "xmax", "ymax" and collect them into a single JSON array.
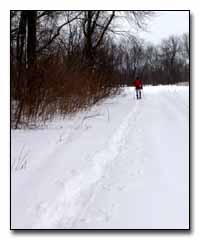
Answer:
[{"xmin": 11, "ymin": 11, "xmax": 189, "ymax": 128}]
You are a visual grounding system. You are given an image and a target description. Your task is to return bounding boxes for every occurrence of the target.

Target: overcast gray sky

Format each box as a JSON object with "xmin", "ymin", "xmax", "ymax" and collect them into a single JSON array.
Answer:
[{"xmin": 133, "ymin": 11, "xmax": 189, "ymax": 44}]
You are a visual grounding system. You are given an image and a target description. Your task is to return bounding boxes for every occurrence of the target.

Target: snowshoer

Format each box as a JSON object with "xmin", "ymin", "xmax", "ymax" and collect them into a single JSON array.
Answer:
[{"xmin": 133, "ymin": 76, "xmax": 143, "ymax": 99}]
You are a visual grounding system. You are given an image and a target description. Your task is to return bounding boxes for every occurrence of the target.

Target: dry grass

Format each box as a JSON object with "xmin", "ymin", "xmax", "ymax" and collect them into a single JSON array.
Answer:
[{"xmin": 11, "ymin": 56, "xmax": 121, "ymax": 128}]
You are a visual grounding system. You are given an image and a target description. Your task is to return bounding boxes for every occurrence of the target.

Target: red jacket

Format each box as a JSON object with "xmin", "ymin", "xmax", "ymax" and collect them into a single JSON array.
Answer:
[{"xmin": 133, "ymin": 79, "xmax": 143, "ymax": 89}]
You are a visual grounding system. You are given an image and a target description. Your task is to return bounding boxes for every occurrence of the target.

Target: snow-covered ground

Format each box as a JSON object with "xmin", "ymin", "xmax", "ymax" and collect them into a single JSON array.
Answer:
[{"xmin": 11, "ymin": 85, "xmax": 189, "ymax": 229}]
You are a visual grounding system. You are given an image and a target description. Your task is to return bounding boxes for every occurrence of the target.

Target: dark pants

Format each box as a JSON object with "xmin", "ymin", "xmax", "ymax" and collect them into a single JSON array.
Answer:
[{"xmin": 136, "ymin": 89, "xmax": 142, "ymax": 99}]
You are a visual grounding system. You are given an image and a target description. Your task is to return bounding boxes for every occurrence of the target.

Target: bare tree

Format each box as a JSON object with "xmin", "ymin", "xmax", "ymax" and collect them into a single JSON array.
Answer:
[
  {"xmin": 160, "ymin": 36, "xmax": 181, "ymax": 84},
  {"xmin": 11, "ymin": 10, "xmax": 156, "ymax": 128},
  {"xmin": 181, "ymin": 33, "xmax": 189, "ymax": 60},
  {"xmin": 27, "ymin": 11, "xmax": 37, "ymax": 67},
  {"xmin": 81, "ymin": 11, "xmax": 115, "ymax": 66},
  {"xmin": 81, "ymin": 11, "xmax": 154, "ymax": 67}
]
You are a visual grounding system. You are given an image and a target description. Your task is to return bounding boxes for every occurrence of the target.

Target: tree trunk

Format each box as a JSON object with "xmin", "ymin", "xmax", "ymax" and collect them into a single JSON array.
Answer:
[
  {"xmin": 27, "ymin": 11, "xmax": 37, "ymax": 67},
  {"xmin": 16, "ymin": 11, "xmax": 27, "ymax": 66},
  {"xmin": 84, "ymin": 11, "xmax": 94, "ymax": 67}
]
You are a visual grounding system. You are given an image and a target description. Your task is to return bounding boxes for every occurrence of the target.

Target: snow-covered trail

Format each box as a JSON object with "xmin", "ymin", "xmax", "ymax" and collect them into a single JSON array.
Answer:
[
  {"xmin": 73, "ymin": 88, "xmax": 189, "ymax": 229},
  {"xmin": 11, "ymin": 86, "xmax": 189, "ymax": 229}
]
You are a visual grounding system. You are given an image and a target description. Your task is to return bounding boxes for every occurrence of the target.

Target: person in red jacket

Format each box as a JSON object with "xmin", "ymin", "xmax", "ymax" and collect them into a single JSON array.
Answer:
[{"xmin": 133, "ymin": 76, "xmax": 143, "ymax": 99}]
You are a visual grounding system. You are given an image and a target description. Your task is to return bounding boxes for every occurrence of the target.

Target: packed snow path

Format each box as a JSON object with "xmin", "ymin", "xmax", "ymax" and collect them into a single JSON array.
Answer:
[{"xmin": 11, "ymin": 86, "xmax": 189, "ymax": 229}]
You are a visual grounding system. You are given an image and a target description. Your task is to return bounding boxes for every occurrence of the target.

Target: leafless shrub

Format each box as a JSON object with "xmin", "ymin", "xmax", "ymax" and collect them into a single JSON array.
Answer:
[{"xmin": 11, "ymin": 52, "xmax": 121, "ymax": 128}]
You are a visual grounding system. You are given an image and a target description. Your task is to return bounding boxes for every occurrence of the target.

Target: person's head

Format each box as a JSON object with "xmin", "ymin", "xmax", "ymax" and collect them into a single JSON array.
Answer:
[{"xmin": 136, "ymin": 76, "xmax": 140, "ymax": 80}]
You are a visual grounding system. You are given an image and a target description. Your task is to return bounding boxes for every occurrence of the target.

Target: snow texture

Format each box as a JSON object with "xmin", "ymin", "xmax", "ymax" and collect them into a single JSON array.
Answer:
[{"xmin": 11, "ymin": 85, "xmax": 189, "ymax": 229}]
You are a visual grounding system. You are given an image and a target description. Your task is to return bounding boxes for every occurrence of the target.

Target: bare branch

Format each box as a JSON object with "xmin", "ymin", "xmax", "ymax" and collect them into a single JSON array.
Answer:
[{"xmin": 37, "ymin": 12, "xmax": 82, "ymax": 53}]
